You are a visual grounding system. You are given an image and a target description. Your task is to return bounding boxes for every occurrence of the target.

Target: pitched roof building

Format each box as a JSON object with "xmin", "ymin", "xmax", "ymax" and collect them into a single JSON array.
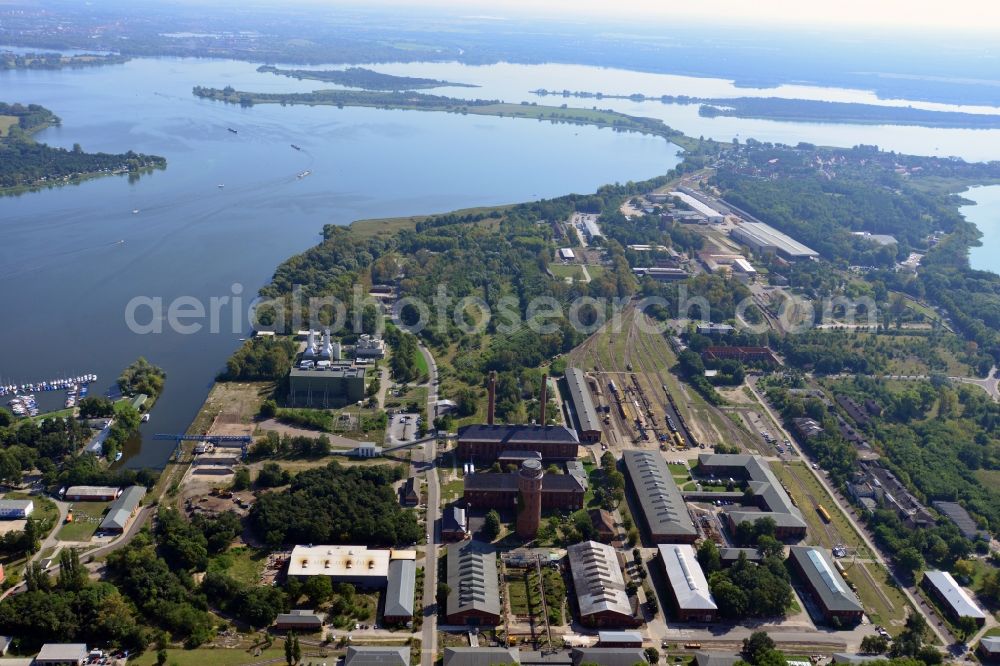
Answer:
[
  {"xmin": 344, "ymin": 646, "xmax": 410, "ymax": 666},
  {"xmin": 443, "ymin": 647, "xmax": 520, "ymax": 666},
  {"xmin": 564, "ymin": 368, "xmax": 603, "ymax": 443},
  {"xmin": 921, "ymin": 570, "xmax": 986, "ymax": 626},
  {"xmin": 567, "ymin": 540, "xmax": 639, "ymax": 628},
  {"xmin": 697, "ymin": 453, "xmax": 807, "ymax": 539},
  {"xmin": 274, "ymin": 609, "xmax": 324, "ymax": 631},
  {"xmin": 99, "ymin": 485, "xmax": 145, "ymax": 533},
  {"xmin": 384, "ymin": 559, "xmax": 416, "ymax": 624},
  {"xmin": 446, "ymin": 541, "xmax": 501, "ymax": 626},
  {"xmin": 623, "ymin": 449, "xmax": 697, "ymax": 543},
  {"xmin": 787, "ymin": 546, "xmax": 863, "ymax": 624},
  {"xmin": 658, "ymin": 544, "xmax": 718, "ymax": 621}
]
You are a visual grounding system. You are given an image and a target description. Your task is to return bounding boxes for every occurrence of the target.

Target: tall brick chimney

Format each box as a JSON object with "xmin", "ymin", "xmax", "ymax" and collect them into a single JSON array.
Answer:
[
  {"xmin": 487, "ymin": 371, "xmax": 496, "ymax": 425},
  {"xmin": 539, "ymin": 373, "xmax": 548, "ymax": 425}
]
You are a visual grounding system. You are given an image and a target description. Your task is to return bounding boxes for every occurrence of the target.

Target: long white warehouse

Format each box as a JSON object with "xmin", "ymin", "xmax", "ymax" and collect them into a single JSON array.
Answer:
[{"xmin": 669, "ymin": 191, "xmax": 724, "ymax": 223}]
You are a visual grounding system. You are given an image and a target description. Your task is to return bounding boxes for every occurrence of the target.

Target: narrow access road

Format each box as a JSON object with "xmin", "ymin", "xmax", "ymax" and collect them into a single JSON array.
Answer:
[{"xmin": 418, "ymin": 343, "xmax": 442, "ymax": 666}]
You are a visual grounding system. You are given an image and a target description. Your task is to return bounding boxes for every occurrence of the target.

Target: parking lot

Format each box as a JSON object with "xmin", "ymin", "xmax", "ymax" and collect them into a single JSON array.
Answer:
[{"xmin": 388, "ymin": 412, "xmax": 420, "ymax": 443}]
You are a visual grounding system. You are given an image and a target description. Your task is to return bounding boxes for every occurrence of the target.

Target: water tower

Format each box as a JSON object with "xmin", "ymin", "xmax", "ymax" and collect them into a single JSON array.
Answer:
[{"xmin": 516, "ymin": 459, "xmax": 544, "ymax": 539}]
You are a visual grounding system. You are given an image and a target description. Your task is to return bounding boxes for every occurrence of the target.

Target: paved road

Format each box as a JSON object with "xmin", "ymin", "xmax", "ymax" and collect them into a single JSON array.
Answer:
[
  {"xmin": 2, "ymin": 504, "xmax": 153, "ymax": 600},
  {"xmin": 31, "ymin": 496, "xmax": 69, "ymax": 564},
  {"xmin": 418, "ymin": 343, "xmax": 442, "ymax": 666},
  {"xmin": 746, "ymin": 379, "xmax": 952, "ymax": 647}
]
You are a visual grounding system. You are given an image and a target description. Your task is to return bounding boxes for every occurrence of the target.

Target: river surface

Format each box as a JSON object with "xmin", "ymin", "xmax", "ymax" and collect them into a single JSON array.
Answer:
[
  {"xmin": 2, "ymin": 56, "xmax": 1000, "ymax": 469},
  {"xmin": 0, "ymin": 57, "xmax": 679, "ymax": 468}
]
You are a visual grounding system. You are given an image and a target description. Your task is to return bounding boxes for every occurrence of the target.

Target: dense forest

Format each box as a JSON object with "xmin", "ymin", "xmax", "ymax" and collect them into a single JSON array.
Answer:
[
  {"xmin": 249, "ymin": 461, "xmax": 420, "ymax": 546},
  {"xmin": 0, "ymin": 102, "xmax": 166, "ymax": 192},
  {"xmin": 220, "ymin": 336, "xmax": 297, "ymax": 381},
  {"xmin": 257, "ymin": 65, "xmax": 476, "ymax": 90}
]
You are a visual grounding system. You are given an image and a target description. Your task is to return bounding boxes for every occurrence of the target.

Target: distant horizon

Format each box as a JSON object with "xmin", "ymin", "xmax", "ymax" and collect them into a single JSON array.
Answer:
[{"xmin": 224, "ymin": 0, "xmax": 1000, "ymax": 36}]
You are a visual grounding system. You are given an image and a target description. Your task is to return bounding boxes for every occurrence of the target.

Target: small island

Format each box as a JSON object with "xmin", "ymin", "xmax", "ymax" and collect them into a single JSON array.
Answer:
[
  {"xmin": 1, "ymin": 50, "xmax": 130, "ymax": 71},
  {"xmin": 0, "ymin": 102, "xmax": 166, "ymax": 194},
  {"xmin": 532, "ymin": 88, "xmax": 1000, "ymax": 130},
  {"xmin": 256, "ymin": 65, "xmax": 477, "ymax": 91}
]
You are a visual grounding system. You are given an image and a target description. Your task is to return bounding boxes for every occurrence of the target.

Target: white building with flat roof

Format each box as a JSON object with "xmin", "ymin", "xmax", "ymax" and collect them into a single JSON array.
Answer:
[
  {"xmin": 0, "ymin": 499, "xmax": 33, "ymax": 520},
  {"xmin": 731, "ymin": 222, "xmax": 818, "ymax": 259},
  {"xmin": 559, "ymin": 248, "xmax": 576, "ymax": 260},
  {"xmin": 287, "ymin": 546, "xmax": 415, "ymax": 588}
]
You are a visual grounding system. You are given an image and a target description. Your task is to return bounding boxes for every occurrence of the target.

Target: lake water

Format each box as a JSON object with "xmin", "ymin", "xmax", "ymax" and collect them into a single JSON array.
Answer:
[
  {"xmin": 301, "ymin": 61, "xmax": 1000, "ymax": 162},
  {"xmin": 0, "ymin": 57, "xmax": 679, "ymax": 468},
  {"xmin": 3, "ymin": 56, "xmax": 1000, "ymax": 469},
  {"xmin": 962, "ymin": 186, "xmax": 1000, "ymax": 275}
]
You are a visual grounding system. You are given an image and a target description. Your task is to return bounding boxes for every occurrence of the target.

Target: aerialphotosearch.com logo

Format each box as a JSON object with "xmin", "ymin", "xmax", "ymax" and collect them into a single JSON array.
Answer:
[{"xmin": 124, "ymin": 283, "xmax": 879, "ymax": 337}]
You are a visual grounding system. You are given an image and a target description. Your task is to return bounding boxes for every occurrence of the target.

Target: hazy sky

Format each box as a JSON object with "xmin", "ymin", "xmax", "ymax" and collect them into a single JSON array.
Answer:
[{"xmin": 367, "ymin": 0, "xmax": 999, "ymax": 32}]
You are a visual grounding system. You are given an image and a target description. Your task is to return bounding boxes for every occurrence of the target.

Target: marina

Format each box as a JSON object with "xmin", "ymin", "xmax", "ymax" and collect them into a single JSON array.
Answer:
[
  {"xmin": 3, "ymin": 374, "xmax": 98, "ymax": 417},
  {"xmin": 1, "ymin": 373, "xmax": 97, "ymax": 396}
]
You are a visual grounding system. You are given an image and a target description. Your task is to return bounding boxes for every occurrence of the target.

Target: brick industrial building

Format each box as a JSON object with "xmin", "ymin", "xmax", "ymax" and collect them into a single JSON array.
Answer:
[{"xmin": 457, "ymin": 372, "xmax": 580, "ymax": 462}]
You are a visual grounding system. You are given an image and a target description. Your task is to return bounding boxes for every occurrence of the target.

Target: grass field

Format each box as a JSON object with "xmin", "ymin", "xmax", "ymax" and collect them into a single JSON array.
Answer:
[
  {"xmin": 58, "ymin": 501, "xmax": 109, "ymax": 542},
  {"xmin": 4, "ymin": 492, "xmax": 58, "ymax": 527},
  {"xmin": 130, "ymin": 646, "xmax": 292, "ymax": 666},
  {"xmin": 440, "ymin": 479, "xmax": 464, "ymax": 503},
  {"xmin": 975, "ymin": 469, "xmax": 1000, "ymax": 489},
  {"xmin": 414, "ymin": 347, "xmax": 430, "ymax": 378},
  {"xmin": 210, "ymin": 547, "xmax": 266, "ymax": 586},
  {"xmin": 549, "ymin": 264, "xmax": 583, "ymax": 281},
  {"xmin": 0, "ymin": 115, "xmax": 17, "ymax": 137},
  {"xmin": 851, "ymin": 561, "xmax": 911, "ymax": 632}
]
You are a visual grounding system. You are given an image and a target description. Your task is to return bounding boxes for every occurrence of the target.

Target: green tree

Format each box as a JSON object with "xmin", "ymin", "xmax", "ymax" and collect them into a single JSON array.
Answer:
[
  {"xmin": 260, "ymin": 400, "xmax": 278, "ymax": 419},
  {"xmin": 232, "ymin": 466, "xmax": 251, "ymax": 491},
  {"xmin": 57, "ymin": 548, "xmax": 87, "ymax": 591},
  {"xmin": 304, "ymin": 575, "xmax": 333, "ymax": 605},
  {"xmin": 860, "ymin": 635, "xmax": 888, "ymax": 654},
  {"xmin": 644, "ymin": 647, "xmax": 659, "ymax": 664},
  {"xmin": 896, "ymin": 547, "xmax": 924, "ymax": 579},
  {"xmin": 156, "ymin": 649, "xmax": 168, "ymax": 666},
  {"xmin": 484, "ymin": 510, "xmax": 502, "ymax": 540},
  {"xmin": 285, "ymin": 631, "xmax": 294, "ymax": 665},
  {"xmin": 742, "ymin": 631, "xmax": 776, "ymax": 665},
  {"xmin": 697, "ymin": 539, "xmax": 721, "ymax": 573},
  {"xmin": 292, "ymin": 635, "xmax": 302, "ymax": 664},
  {"xmin": 955, "ymin": 615, "xmax": 979, "ymax": 642}
]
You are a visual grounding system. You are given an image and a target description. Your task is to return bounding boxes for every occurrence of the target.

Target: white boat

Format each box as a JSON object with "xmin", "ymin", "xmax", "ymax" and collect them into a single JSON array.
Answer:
[
  {"xmin": 132, "ymin": 209, "xmax": 140, "ymax": 214},
  {"xmin": 141, "ymin": 413, "xmax": 150, "ymax": 423},
  {"xmin": 114, "ymin": 452, "xmax": 123, "ymax": 462},
  {"xmin": 217, "ymin": 184, "xmax": 225, "ymax": 189}
]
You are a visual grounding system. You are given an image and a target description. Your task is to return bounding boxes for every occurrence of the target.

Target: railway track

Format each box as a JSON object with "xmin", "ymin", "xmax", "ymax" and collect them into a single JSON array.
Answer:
[{"xmin": 631, "ymin": 313, "xmax": 700, "ymax": 450}]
